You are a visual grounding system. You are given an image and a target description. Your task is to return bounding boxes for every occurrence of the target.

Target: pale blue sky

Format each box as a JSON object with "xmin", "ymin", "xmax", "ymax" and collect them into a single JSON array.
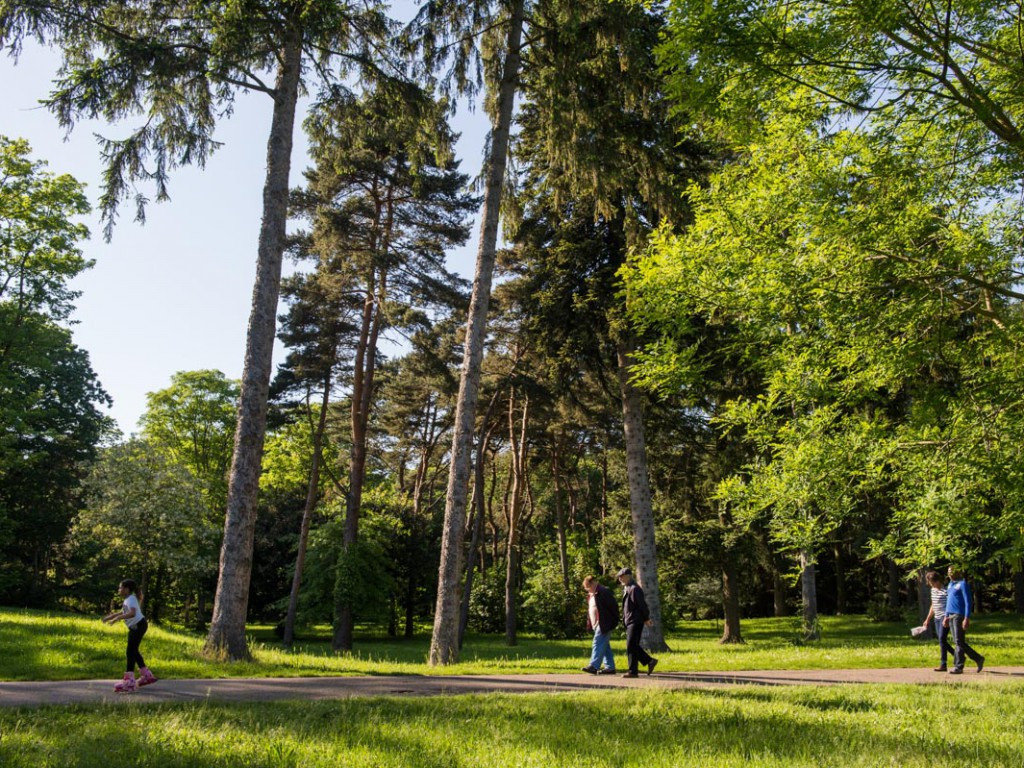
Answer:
[{"xmin": 0, "ymin": 6, "xmax": 488, "ymax": 435}]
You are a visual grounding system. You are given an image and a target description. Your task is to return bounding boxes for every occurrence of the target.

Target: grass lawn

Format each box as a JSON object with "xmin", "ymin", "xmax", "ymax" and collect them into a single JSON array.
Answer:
[
  {"xmin": 3, "ymin": 607, "xmax": 1024, "ymax": 681},
  {"xmin": 2, "ymin": 684, "xmax": 1024, "ymax": 767}
]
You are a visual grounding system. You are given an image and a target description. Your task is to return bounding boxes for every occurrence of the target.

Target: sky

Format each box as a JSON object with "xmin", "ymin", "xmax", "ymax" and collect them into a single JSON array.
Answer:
[{"xmin": 0, "ymin": 6, "xmax": 489, "ymax": 436}]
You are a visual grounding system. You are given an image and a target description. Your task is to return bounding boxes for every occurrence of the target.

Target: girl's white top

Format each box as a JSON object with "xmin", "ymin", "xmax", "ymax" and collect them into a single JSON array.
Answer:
[{"xmin": 123, "ymin": 594, "xmax": 144, "ymax": 628}]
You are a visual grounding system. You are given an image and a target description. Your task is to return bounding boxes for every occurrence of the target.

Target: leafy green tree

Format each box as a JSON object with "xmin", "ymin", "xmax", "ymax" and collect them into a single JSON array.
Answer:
[
  {"xmin": 75, "ymin": 439, "xmax": 218, "ymax": 620},
  {"xmin": 0, "ymin": 136, "xmax": 109, "ymax": 604},
  {"xmin": 1, "ymin": 0, "xmax": 394, "ymax": 659}
]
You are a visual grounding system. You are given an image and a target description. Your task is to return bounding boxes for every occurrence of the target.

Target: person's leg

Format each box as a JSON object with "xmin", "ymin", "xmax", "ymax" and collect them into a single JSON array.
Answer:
[
  {"xmin": 601, "ymin": 631, "xmax": 616, "ymax": 671},
  {"xmin": 949, "ymin": 614, "xmax": 966, "ymax": 671},
  {"xmin": 586, "ymin": 629, "xmax": 605, "ymax": 671},
  {"xmin": 126, "ymin": 627, "xmax": 141, "ymax": 673},
  {"xmin": 935, "ymin": 617, "xmax": 952, "ymax": 669},
  {"xmin": 133, "ymin": 619, "xmax": 148, "ymax": 670},
  {"xmin": 625, "ymin": 623, "xmax": 642, "ymax": 674}
]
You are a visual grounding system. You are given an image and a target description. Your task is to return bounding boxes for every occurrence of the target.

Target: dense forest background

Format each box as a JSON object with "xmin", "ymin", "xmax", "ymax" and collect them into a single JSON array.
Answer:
[{"xmin": 2, "ymin": 0, "xmax": 1023, "ymax": 656}]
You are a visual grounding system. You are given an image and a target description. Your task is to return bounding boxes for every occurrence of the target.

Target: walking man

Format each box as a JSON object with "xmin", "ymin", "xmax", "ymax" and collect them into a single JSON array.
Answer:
[
  {"xmin": 617, "ymin": 567, "xmax": 658, "ymax": 678},
  {"xmin": 943, "ymin": 566, "xmax": 985, "ymax": 675},
  {"xmin": 582, "ymin": 576, "xmax": 619, "ymax": 675}
]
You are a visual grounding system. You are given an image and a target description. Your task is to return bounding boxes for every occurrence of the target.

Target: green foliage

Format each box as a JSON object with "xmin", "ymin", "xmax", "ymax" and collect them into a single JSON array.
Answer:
[
  {"xmin": 520, "ymin": 540, "xmax": 592, "ymax": 640},
  {"xmin": 0, "ymin": 136, "xmax": 109, "ymax": 605},
  {"xmin": 72, "ymin": 439, "xmax": 220, "ymax": 611}
]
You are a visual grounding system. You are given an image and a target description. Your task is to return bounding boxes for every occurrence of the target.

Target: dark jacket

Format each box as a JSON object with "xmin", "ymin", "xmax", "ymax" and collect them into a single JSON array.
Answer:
[
  {"xmin": 622, "ymin": 582, "xmax": 650, "ymax": 627},
  {"xmin": 586, "ymin": 584, "xmax": 619, "ymax": 634}
]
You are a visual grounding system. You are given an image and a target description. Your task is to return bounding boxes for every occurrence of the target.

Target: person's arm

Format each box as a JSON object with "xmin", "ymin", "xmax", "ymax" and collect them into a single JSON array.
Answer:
[
  {"xmin": 921, "ymin": 605, "xmax": 934, "ymax": 628},
  {"xmin": 962, "ymin": 582, "xmax": 972, "ymax": 628}
]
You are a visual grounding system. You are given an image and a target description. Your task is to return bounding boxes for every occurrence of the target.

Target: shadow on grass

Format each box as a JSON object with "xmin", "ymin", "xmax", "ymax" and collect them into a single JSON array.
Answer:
[{"xmin": 3, "ymin": 686, "xmax": 1024, "ymax": 767}]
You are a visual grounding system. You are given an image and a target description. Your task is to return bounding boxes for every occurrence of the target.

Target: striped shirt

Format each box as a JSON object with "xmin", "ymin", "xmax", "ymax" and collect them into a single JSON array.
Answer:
[{"xmin": 930, "ymin": 587, "xmax": 947, "ymax": 620}]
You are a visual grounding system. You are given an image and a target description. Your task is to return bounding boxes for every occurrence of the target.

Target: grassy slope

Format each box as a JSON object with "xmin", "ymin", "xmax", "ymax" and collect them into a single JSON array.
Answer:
[
  {"xmin": 4, "ymin": 607, "xmax": 1024, "ymax": 681},
  {"xmin": 2, "ymin": 684, "xmax": 1024, "ymax": 767}
]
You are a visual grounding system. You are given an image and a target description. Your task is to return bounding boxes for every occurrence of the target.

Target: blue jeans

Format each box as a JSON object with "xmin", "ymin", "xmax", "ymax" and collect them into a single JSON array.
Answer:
[
  {"xmin": 934, "ymin": 617, "xmax": 954, "ymax": 667},
  {"xmin": 588, "ymin": 628, "xmax": 615, "ymax": 671}
]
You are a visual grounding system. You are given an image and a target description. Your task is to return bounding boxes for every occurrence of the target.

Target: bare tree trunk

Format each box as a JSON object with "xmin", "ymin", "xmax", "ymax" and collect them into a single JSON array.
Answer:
[
  {"xmin": 772, "ymin": 564, "xmax": 788, "ymax": 617},
  {"xmin": 429, "ymin": 0, "xmax": 525, "ymax": 666},
  {"xmin": 720, "ymin": 510, "xmax": 743, "ymax": 644},
  {"xmin": 800, "ymin": 549, "xmax": 820, "ymax": 641},
  {"xmin": 460, "ymin": 419, "xmax": 497, "ymax": 649},
  {"xmin": 550, "ymin": 446, "xmax": 571, "ymax": 594},
  {"xmin": 834, "ymin": 542, "xmax": 847, "ymax": 615},
  {"xmin": 616, "ymin": 340, "xmax": 669, "ymax": 652},
  {"xmin": 916, "ymin": 567, "xmax": 934, "ymax": 639},
  {"xmin": 886, "ymin": 557, "xmax": 901, "ymax": 611},
  {"xmin": 505, "ymin": 388, "xmax": 529, "ymax": 647},
  {"xmin": 204, "ymin": 27, "xmax": 302, "ymax": 661},
  {"xmin": 283, "ymin": 375, "xmax": 331, "ymax": 648}
]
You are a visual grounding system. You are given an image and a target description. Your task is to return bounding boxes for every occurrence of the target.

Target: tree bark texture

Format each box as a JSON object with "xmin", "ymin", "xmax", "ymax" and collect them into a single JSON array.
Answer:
[
  {"xmin": 429, "ymin": 0, "xmax": 525, "ymax": 666},
  {"xmin": 205, "ymin": 28, "xmax": 302, "ymax": 660},
  {"xmin": 616, "ymin": 341, "xmax": 668, "ymax": 652},
  {"xmin": 504, "ymin": 388, "xmax": 529, "ymax": 646},
  {"xmin": 283, "ymin": 374, "xmax": 331, "ymax": 648},
  {"xmin": 719, "ymin": 510, "xmax": 743, "ymax": 644},
  {"xmin": 800, "ymin": 549, "xmax": 820, "ymax": 641}
]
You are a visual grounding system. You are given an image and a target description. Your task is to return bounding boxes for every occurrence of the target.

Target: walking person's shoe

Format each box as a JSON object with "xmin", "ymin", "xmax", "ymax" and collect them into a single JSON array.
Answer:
[
  {"xmin": 976, "ymin": 656, "xmax": 985, "ymax": 673},
  {"xmin": 622, "ymin": 671, "xmax": 639, "ymax": 678},
  {"xmin": 137, "ymin": 667, "xmax": 158, "ymax": 686},
  {"xmin": 647, "ymin": 658, "xmax": 659, "ymax": 676},
  {"xmin": 114, "ymin": 672, "xmax": 136, "ymax": 693},
  {"xmin": 581, "ymin": 666, "xmax": 598, "ymax": 675},
  {"xmin": 933, "ymin": 666, "xmax": 947, "ymax": 672},
  {"xmin": 597, "ymin": 667, "xmax": 617, "ymax": 675},
  {"xmin": 949, "ymin": 667, "xmax": 964, "ymax": 675}
]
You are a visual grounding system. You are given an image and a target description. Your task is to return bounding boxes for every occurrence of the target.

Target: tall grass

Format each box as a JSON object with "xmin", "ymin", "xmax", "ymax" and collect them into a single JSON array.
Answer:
[
  {"xmin": 3, "ymin": 607, "xmax": 1023, "ymax": 681},
  {"xmin": 2, "ymin": 684, "xmax": 1024, "ymax": 767}
]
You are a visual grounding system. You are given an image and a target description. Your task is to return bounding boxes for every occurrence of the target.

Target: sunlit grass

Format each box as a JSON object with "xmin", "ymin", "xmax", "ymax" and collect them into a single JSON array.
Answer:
[
  {"xmin": 2, "ymin": 684, "xmax": 1024, "ymax": 767},
  {"xmin": 3, "ymin": 607, "xmax": 1023, "ymax": 681}
]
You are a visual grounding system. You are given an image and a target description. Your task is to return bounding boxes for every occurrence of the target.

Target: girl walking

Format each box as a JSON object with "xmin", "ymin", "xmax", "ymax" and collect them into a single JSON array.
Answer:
[{"xmin": 102, "ymin": 579, "xmax": 158, "ymax": 692}]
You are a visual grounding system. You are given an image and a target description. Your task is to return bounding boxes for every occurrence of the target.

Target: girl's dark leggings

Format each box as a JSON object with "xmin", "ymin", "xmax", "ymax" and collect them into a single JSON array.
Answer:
[{"xmin": 126, "ymin": 618, "xmax": 148, "ymax": 673}]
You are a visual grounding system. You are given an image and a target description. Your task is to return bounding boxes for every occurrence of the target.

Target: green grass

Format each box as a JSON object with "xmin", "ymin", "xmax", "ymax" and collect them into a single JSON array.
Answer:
[
  {"xmin": 4, "ymin": 607, "xmax": 1024, "ymax": 682},
  {"xmin": 2, "ymin": 684, "xmax": 1024, "ymax": 767}
]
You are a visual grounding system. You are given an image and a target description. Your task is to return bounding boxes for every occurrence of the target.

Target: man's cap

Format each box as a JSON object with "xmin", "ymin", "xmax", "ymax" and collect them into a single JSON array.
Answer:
[{"xmin": 616, "ymin": 567, "xmax": 632, "ymax": 577}]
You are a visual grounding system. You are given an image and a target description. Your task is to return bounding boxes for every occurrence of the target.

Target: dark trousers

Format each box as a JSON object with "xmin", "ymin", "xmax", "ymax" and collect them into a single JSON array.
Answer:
[
  {"xmin": 947, "ymin": 614, "xmax": 982, "ymax": 671},
  {"xmin": 625, "ymin": 623, "xmax": 653, "ymax": 674},
  {"xmin": 126, "ymin": 618, "xmax": 148, "ymax": 673},
  {"xmin": 934, "ymin": 617, "xmax": 954, "ymax": 667}
]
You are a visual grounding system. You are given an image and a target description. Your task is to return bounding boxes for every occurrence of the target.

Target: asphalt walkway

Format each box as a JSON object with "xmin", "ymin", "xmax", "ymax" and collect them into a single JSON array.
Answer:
[{"xmin": 2, "ymin": 666, "xmax": 1023, "ymax": 708}]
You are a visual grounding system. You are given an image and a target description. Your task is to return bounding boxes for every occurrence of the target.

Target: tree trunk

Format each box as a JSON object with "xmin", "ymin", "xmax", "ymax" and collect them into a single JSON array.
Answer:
[
  {"xmin": 205, "ymin": 27, "xmax": 303, "ymax": 661},
  {"xmin": 1014, "ymin": 568, "xmax": 1024, "ymax": 615},
  {"xmin": 886, "ymin": 557, "xmax": 901, "ymax": 611},
  {"xmin": 800, "ymin": 550, "xmax": 820, "ymax": 640},
  {"xmin": 334, "ymin": 275, "xmax": 385, "ymax": 651},
  {"xmin": 916, "ymin": 568, "xmax": 934, "ymax": 638},
  {"xmin": 504, "ymin": 388, "xmax": 529, "ymax": 647},
  {"xmin": 772, "ymin": 563, "xmax": 788, "ymax": 617},
  {"xmin": 834, "ymin": 542, "xmax": 847, "ymax": 615},
  {"xmin": 616, "ymin": 340, "xmax": 669, "ymax": 652},
  {"xmin": 429, "ymin": 0, "xmax": 525, "ymax": 666},
  {"xmin": 459, "ymin": 422, "xmax": 495, "ymax": 649},
  {"xmin": 283, "ymin": 375, "xmax": 331, "ymax": 648},
  {"xmin": 719, "ymin": 505, "xmax": 743, "ymax": 643}
]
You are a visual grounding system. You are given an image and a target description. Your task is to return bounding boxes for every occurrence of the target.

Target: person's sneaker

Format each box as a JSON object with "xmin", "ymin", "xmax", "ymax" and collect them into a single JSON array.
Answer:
[
  {"xmin": 597, "ymin": 668, "xmax": 617, "ymax": 675},
  {"xmin": 647, "ymin": 658, "xmax": 659, "ymax": 676},
  {"xmin": 114, "ymin": 673, "xmax": 136, "ymax": 693},
  {"xmin": 137, "ymin": 667, "xmax": 158, "ymax": 686},
  {"xmin": 949, "ymin": 667, "xmax": 964, "ymax": 675},
  {"xmin": 622, "ymin": 671, "xmax": 639, "ymax": 678},
  {"xmin": 976, "ymin": 657, "xmax": 985, "ymax": 673},
  {"xmin": 581, "ymin": 666, "xmax": 598, "ymax": 675},
  {"xmin": 933, "ymin": 666, "xmax": 947, "ymax": 672}
]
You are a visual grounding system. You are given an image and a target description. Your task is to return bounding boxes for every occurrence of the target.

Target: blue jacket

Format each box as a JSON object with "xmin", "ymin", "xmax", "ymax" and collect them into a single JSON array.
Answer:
[{"xmin": 945, "ymin": 579, "xmax": 972, "ymax": 618}]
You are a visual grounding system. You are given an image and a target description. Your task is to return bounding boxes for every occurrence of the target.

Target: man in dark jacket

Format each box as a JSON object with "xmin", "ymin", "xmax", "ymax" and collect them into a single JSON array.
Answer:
[
  {"xmin": 617, "ymin": 567, "xmax": 658, "ymax": 678},
  {"xmin": 582, "ymin": 576, "xmax": 619, "ymax": 674}
]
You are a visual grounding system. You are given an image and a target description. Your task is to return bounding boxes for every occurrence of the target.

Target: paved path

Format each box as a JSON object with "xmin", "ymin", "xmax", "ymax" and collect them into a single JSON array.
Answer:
[{"xmin": 2, "ymin": 667, "xmax": 1023, "ymax": 708}]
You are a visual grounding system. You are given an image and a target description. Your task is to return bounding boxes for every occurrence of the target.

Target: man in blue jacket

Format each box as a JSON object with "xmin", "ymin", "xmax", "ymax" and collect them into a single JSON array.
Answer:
[
  {"xmin": 943, "ymin": 566, "xmax": 985, "ymax": 674},
  {"xmin": 617, "ymin": 567, "xmax": 658, "ymax": 678}
]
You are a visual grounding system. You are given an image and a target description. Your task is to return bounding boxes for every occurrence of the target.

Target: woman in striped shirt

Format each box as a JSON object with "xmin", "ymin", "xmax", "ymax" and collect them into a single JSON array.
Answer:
[{"xmin": 918, "ymin": 570, "xmax": 955, "ymax": 671}]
